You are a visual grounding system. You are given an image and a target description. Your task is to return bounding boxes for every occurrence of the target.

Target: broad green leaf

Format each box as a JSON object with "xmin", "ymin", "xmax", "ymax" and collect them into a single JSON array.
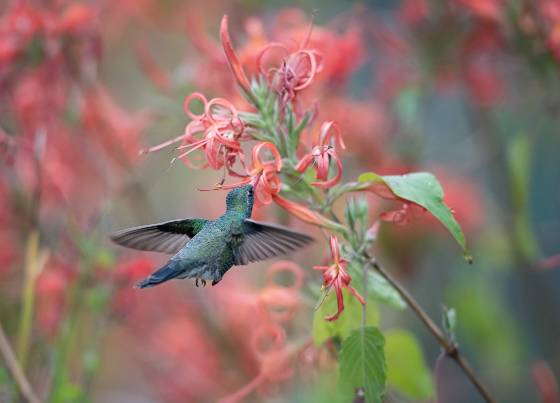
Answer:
[
  {"xmin": 348, "ymin": 261, "xmax": 406, "ymax": 310},
  {"xmin": 359, "ymin": 171, "xmax": 471, "ymax": 261},
  {"xmin": 385, "ymin": 329, "xmax": 434, "ymax": 400},
  {"xmin": 313, "ymin": 289, "xmax": 379, "ymax": 346},
  {"xmin": 338, "ymin": 326, "xmax": 386, "ymax": 403}
]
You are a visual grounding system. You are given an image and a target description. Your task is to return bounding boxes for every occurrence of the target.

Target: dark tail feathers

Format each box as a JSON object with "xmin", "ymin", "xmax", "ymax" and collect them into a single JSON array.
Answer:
[{"xmin": 136, "ymin": 262, "xmax": 180, "ymax": 289}]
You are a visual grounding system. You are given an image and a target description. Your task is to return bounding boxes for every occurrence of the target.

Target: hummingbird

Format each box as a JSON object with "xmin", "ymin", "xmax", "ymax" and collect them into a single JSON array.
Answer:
[{"xmin": 110, "ymin": 185, "xmax": 313, "ymax": 288}]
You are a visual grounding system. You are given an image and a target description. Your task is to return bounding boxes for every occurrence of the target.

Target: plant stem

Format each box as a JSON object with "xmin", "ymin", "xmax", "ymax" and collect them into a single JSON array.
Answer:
[
  {"xmin": 367, "ymin": 258, "xmax": 497, "ymax": 403},
  {"xmin": 0, "ymin": 322, "xmax": 41, "ymax": 403},
  {"xmin": 17, "ymin": 231, "xmax": 48, "ymax": 369}
]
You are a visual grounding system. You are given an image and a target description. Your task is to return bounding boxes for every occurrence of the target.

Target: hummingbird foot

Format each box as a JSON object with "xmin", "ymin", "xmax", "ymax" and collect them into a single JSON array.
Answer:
[{"xmin": 195, "ymin": 278, "xmax": 207, "ymax": 287}]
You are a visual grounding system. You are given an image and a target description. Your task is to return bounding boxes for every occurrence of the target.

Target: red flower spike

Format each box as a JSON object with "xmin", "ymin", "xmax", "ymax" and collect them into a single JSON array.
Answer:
[
  {"xmin": 295, "ymin": 121, "xmax": 345, "ymax": 189},
  {"xmin": 314, "ymin": 236, "xmax": 365, "ymax": 321},
  {"xmin": 220, "ymin": 15, "xmax": 253, "ymax": 97}
]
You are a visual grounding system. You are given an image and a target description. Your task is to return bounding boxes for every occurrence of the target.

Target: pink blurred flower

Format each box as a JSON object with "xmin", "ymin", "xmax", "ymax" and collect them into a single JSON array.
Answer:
[
  {"xmin": 532, "ymin": 360, "xmax": 559, "ymax": 403},
  {"xmin": 462, "ymin": 25, "xmax": 504, "ymax": 106},
  {"xmin": 36, "ymin": 259, "xmax": 75, "ymax": 337},
  {"xmin": 295, "ymin": 121, "xmax": 345, "ymax": 189},
  {"xmin": 399, "ymin": 0, "xmax": 430, "ymax": 26},
  {"xmin": 314, "ymin": 236, "xmax": 364, "ymax": 321},
  {"xmin": 220, "ymin": 324, "xmax": 294, "ymax": 403},
  {"xmin": 82, "ymin": 85, "xmax": 151, "ymax": 167},
  {"xmin": 454, "ymin": 0, "xmax": 504, "ymax": 23}
]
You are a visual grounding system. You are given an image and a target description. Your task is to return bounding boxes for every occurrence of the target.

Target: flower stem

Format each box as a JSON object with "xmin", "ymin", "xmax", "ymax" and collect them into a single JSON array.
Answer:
[
  {"xmin": 17, "ymin": 231, "xmax": 48, "ymax": 369},
  {"xmin": 0, "ymin": 321, "xmax": 41, "ymax": 403},
  {"xmin": 367, "ymin": 257, "xmax": 497, "ymax": 403}
]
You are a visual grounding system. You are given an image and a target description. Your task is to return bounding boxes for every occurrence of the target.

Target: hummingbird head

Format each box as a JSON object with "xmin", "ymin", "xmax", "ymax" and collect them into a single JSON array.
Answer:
[{"xmin": 226, "ymin": 184, "xmax": 254, "ymax": 217}]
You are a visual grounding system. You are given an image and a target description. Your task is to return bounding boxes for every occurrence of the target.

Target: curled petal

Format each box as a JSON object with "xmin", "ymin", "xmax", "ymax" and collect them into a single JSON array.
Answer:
[
  {"xmin": 291, "ymin": 50, "xmax": 319, "ymax": 91},
  {"xmin": 252, "ymin": 142, "xmax": 282, "ymax": 172},
  {"xmin": 220, "ymin": 15, "xmax": 252, "ymax": 96},
  {"xmin": 319, "ymin": 121, "xmax": 345, "ymax": 150},
  {"xmin": 183, "ymin": 92, "xmax": 208, "ymax": 120},
  {"xmin": 311, "ymin": 149, "xmax": 342, "ymax": 189},
  {"xmin": 205, "ymin": 97, "xmax": 237, "ymax": 124},
  {"xmin": 346, "ymin": 285, "xmax": 366, "ymax": 305},
  {"xmin": 294, "ymin": 152, "xmax": 314, "ymax": 173},
  {"xmin": 257, "ymin": 42, "xmax": 290, "ymax": 76},
  {"xmin": 325, "ymin": 278, "xmax": 345, "ymax": 321}
]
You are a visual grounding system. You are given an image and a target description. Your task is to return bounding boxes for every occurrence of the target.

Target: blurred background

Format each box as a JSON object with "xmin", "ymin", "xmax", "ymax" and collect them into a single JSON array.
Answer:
[{"xmin": 0, "ymin": 0, "xmax": 559, "ymax": 402}]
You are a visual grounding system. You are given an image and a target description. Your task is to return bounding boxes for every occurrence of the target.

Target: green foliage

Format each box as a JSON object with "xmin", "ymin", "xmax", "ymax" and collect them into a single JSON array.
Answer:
[
  {"xmin": 359, "ymin": 171, "xmax": 471, "ymax": 260},
  {"xmin": 312, "ymin": 289, "xmax": 379, "ymax": 346},
  {"xmin": 338, "ymin": 326, "xmax": 386, "ymax": 403},
  {"xmin": 385, "ymin": 329, "xmax": 434, "ymax": 400},
  {"xmin": 507, "ymin": 133, "xmax": 540, "ymax": 262},
  {"xmin": 348, "ymin": 261, "xmax": 406, "ymax": 310},
  {"xmin": 448, "ymin": 276, "xmax": 525, "ymax": 383}
]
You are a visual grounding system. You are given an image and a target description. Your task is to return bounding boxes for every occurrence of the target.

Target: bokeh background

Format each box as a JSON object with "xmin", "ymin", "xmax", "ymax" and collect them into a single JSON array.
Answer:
[{"xmin": 1, "ymin": 0, "xmax": 559, "ymax": 402}]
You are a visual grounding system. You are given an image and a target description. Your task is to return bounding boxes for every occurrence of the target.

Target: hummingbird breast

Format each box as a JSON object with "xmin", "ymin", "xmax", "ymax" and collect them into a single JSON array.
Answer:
[{"xmin": 170, "ymin": 216, "xmax": 239, "ymax": 283}]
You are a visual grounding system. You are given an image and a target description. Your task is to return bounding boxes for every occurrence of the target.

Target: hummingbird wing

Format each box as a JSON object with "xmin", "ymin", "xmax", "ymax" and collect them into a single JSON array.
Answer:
[
  {"xmin": 110, "ymin": 218, "xmax": 209, "ymax": 254},
  {"xmin": 233, "ymin": 219, "xmax": 314, "ymax": 265}
]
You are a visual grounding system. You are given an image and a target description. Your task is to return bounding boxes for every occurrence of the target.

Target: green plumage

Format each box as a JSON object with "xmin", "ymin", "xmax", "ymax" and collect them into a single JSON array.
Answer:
[{"xmin": 110, "ymin": 185, "xmax": 313, "ymax": 288}]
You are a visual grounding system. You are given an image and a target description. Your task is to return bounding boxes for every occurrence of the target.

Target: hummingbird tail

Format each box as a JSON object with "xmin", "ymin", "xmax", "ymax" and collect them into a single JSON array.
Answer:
[{"xmin": 135, "ymin": 262, "xmax": 180, "ymax": 289}]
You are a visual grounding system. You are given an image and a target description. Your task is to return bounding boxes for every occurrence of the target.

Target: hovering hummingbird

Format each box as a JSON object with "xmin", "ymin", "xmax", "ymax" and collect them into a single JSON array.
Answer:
[{"xmin": 110, "ymin": 185, "xmax": 313, "ymax": 288}]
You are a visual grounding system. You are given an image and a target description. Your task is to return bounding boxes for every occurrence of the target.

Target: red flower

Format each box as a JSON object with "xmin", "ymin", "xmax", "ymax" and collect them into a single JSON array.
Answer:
[
  {"xmin": 314, "ymin": 236, "xmax": 364, "ymax": 321},
  {"xmin": 257, "ymin": 19, "xmax": 322, "ymax": 108},
  {"xmin": 142, "ymin": 92, "xmax": 247, "ymax": 176},
  {"xmin": 379, "ymin": 202, "xmax": 414, "ymax": 225},
  {"xmin": 217, "ymin": 141, "xmax": 282, "ymax": 205},
  {"xmin": 295, "ymin": 121, "xmax": 345, "ymax": 189},
  {"xmin": 220, "ymin": 15, "xmax": 253, "ymax": 97}
]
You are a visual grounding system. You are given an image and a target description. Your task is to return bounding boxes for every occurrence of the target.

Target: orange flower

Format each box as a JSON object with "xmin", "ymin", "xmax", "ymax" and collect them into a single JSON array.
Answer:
[
  {"xmin": 295, "ymin": 121, "xmax": 345, "ymax": 189},
  {"xmin": 314, "ymin": 236, "xmax": 364, "ymax": 321}
]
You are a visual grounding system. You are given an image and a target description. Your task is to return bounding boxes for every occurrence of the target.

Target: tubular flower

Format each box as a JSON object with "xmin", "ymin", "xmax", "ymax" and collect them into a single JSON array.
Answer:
[
  {"xmin": 220, "ymin": 15, "xmax": 253, "ymax": 98},
  {"xmin": 273, "ymin": 194, "xmax": 347, "ymax": 233},
  {"xmin": 295, "ymin": 121, "xmax": 345, "ymax": 189},
  {"xmin": 314, "ymin": 236, "xmax": 364, "ymax": 321},
  {"xmin": 217, "ymin": 142, "xmax": 282, "ymax": 205},
  {"xmin": 141, "ymin": 92, "xmax": 247, "ymax": 175}
]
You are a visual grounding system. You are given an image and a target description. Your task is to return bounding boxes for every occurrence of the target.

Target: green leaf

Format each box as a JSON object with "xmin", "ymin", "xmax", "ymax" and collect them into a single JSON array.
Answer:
[
  {"xmin": 359, "ymin": 171, "xmax": 471, "ymax": 261},
  {"xmin": 385, "ymin": 329, "xmax": 434, "ymax": 400},
  {"xmin": 313, "ymin": 289, "xmax": 379, "ymax": 346},
  {"xmin": 348, "ymin": 261, "xmax": 406, "ymax": 310},
  {"xmin": 338, "ymin": 326, "xmax": 386, "ymax": 403}
]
